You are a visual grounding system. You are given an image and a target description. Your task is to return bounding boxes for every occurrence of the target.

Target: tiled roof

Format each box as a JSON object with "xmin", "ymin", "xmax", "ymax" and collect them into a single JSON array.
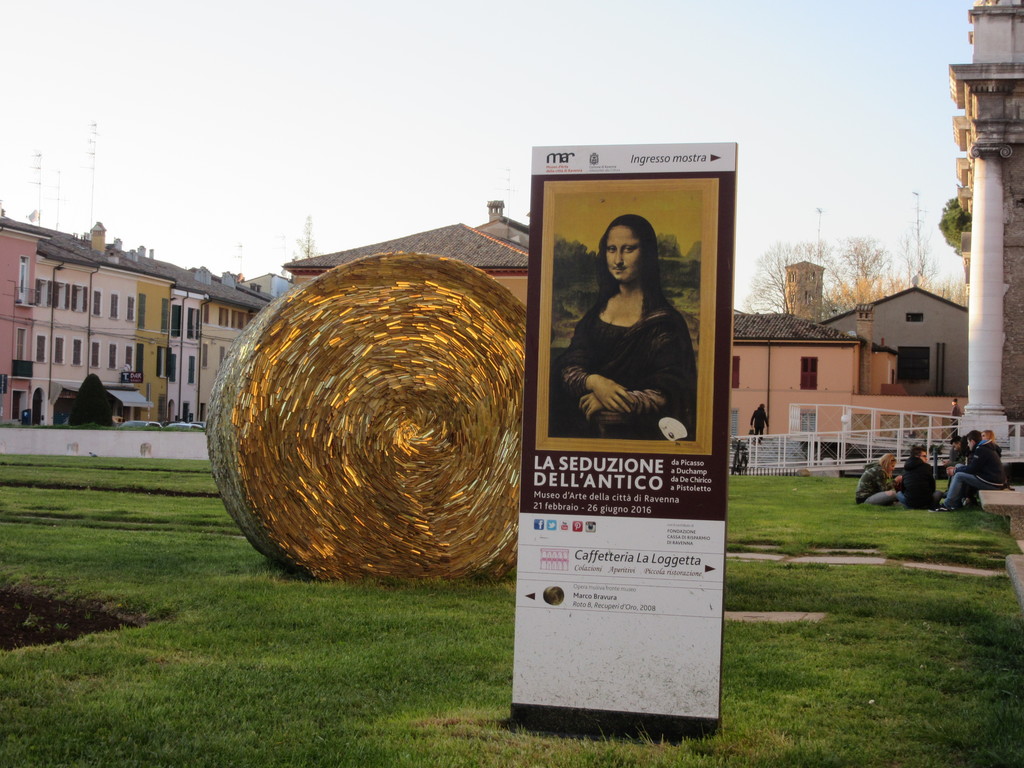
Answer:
[
  {"xmin": 285, "ymin": 223, "xmax": 528, "ymax": 272},
  {"xmin": 825, "ymin": 287, "xmax": 967, "ymax": 322},
  {"xmin": 18, "ymin": 221, "xmax": 270, "ymax": 312},
  {"xmin": 733, "ymin": 312, "xmax": 861, "ymax": 342}
]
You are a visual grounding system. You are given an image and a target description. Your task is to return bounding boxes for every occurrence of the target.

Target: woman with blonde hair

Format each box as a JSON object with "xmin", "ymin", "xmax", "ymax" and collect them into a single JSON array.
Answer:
[{"xmin": 855, "ymin": 453, "xmax": 898, "ymax": 505}]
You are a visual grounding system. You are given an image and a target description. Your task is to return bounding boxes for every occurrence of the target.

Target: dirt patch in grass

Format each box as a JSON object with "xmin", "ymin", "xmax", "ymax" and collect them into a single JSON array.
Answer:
[{"xmin": 0, "ymin": 585, "xmax": 146, "ymax": 650}]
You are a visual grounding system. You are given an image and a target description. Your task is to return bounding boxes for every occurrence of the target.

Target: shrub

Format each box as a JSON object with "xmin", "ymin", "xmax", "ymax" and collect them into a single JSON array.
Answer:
[{"xmin": 69, "ymin": 374, "xmax": 114, "ymax": 427}]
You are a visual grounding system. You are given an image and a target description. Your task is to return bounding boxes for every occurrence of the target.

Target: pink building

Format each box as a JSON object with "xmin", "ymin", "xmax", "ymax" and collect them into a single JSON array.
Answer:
[{"xmin": 0, "ymin": 218, "xmax": 46, "ymax": 423}]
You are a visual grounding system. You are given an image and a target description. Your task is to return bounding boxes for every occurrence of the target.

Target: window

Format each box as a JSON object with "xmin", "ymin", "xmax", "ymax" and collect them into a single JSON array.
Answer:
[
  {"xmin": 168, "ymin": 351, "xmax": 177, "ymax": 383},
  {"xmin": 16, "ymin": 329, "xmax": 27, "ymax": 360},
  {"xmin": 202, "ymin": 344, "xmax": 209, "ymax": 368},
  {"xmin": 72, "ymin": 339, "xmax": 83, "ymax": 366},
  {"xmin": 800, "ymin": 357, "xmax": 818, "ymax": 390},
  {"xmin": 218, "ymin": 308, "xmax": 229, "ymax": 326},
  {"xmin": 35, "ymin": 279, "xmax": 51, "ymax": 307},
  {"xmin": 127, "ymin": 295, "xmax": 135, "ymax": 322},
  {"xmin": 108, "ymin": 343, "xmax": 118, "ymax": 369},
  {"xmin": 17, "ymin": 256, "xmax": 29, "ymax": 304},
  {"xmin": 219, "ymin": 346, "xmax": 226, "ymax": 364},
  {"xmin": 202, "ymin": 305, "xmax": 209, "ymax": 323},
  {"xmin": 92, "ymin": 290, "xmax": 102, "ymax": 316},
  {"xmin": 56, "ymin": 282, "xmax": 70, "ymax": 310},
  {"xmin": 72, "ymin": 285, "xmax": 87, "ymax": 312},
  {"xmin": 137, "ymin": 294, "xmax": 147, "ymax": 329},
  {"xmin": 905, "ymin": 312, "xmax": 924, "ymax": 323},
  {"xmin": 110, "ymin": 293, "xmax": 120, "ymax": 319},
  {"xmin": 161, "ymin": 298, "xmax": 170, "ymax": 333},
  {"xmin": 170, "ymin": 303, "xmax": 182, "ymax": 338},
  {"xmin": 125, "ymin": 345, "xmax": 133, "ymax": 369},
  {"xmin": 156, "ymin": 347, "xmax": 166, "ymax": 378},
  {"xmin": 187, "ymin": 355, "xmax": 195, "ymax": 384},
  {"xmin": 186, "ymin": 308, "xmax": 199, "ymax": 339},
  {"xmin": 731, "ymin": 355, "xmax": 740, "ymax": 388},
  {"xmin": 90, "ymin": 342, "xmax": 100, "ymax": 368},
  {"xmin": 135, "ymin": 343, "xmax": 144, "ymax": 373},
  {"xmin": 54, "ymin": 337, "xmax": 65, "ymax": 365},
  {"xmin": 35, "ymin": 335, "xmax": 46, "ymax": 363},
  {"xmin": 897, "ymin": 347, "xmax": 930, "ymax": 381}
]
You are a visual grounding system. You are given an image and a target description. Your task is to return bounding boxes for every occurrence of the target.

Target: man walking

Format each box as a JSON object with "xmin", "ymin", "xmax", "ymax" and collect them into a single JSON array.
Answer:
[{"xmin": 750, "ymin": 404, "xmax": 768, "ymax": 437}]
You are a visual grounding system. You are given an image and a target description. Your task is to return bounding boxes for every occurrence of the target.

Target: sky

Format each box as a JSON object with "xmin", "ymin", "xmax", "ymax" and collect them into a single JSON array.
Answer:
[{"xmin": 1, "ymin": 1, "xmax": 976, "ymax": 307}]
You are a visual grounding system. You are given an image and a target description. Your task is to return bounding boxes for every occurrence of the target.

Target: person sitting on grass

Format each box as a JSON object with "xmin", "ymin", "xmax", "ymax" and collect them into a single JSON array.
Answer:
[
  {"xmin": 855, "ymin": 453, "xmax": 898, "ymax": 506},
  {"xmin": 936, "ymin": 429, "xmax": 1006, "ymax": 511},
  {"xmin": 897, "ymin": 445, "xmax": 942, "ymax": 509}
]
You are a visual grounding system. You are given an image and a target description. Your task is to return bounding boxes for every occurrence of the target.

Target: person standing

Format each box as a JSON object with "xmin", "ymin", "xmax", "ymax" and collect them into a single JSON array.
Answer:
[
  {"xmin": 951, "ymin": 398, "xmax": 962, "ymax": 417},
  {"xmin": 750, "ymin": 403, "xmax": 768, "ymax": 436}
]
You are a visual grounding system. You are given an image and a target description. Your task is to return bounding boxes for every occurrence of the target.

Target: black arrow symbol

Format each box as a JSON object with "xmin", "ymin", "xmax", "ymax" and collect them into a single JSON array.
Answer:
[
  {"xmin": 705, "ymin": 565, "xmax": 716, "ymax": 573},
  {"xmin": 710, "ymin": 154, "xmax": 720, "ymax": 162},
  {"xmin": 526, "ymin": 593, "xmax": 536, "ymax": 600}
]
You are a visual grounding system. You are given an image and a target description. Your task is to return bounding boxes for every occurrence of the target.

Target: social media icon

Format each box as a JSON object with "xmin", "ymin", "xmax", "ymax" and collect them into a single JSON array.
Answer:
[
  {"xmin": 572, "ymin": 521, "xmax": 583, "ymax": 532},
  {"xmin": 546, "ymin": 520, "xmax": 557, "ymax": 531},
  {"xmin": 533, "ymin": 519, "xmax": 545, "ymax": 530},
  {"xmin": 585, "ymin": 521, "xmax": 597, "ymax": 532}
]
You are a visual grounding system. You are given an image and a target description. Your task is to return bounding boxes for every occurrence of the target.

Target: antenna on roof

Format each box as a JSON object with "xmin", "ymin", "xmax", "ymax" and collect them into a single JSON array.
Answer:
[
  {"xmin": 87, "ymin": 122, "xmax": 98, "ymax": 226},
  {"xmin": 31, "ymin": 151, "xmax": 42, "ymax": 227}
]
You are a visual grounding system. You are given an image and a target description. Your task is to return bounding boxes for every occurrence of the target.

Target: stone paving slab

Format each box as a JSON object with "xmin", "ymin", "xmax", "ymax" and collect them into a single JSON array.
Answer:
[
  {"xmin": 788, "ymin": 555, "xmax": 889, "ymax": 566},
  {"xmin": 1008, "ymin": 555, "xmax": 1024, "ymax": 612},
  {"xmin": 901, "ymin": 562, "xmax": 1004, "ymax": 577},
  {"xmin": 725, "ymin": 611, "xmax": 827, "ymax": 623}
]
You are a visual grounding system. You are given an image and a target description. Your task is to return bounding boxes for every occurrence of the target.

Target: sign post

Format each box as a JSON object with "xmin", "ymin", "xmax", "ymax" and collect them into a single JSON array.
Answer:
[{"xmin": 511, "ymin": 143, "xmax": 736, "ymax": 741}]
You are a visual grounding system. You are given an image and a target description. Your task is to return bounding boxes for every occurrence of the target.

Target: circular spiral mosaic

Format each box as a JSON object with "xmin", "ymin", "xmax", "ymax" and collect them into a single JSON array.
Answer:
[{"xmin": 208, "ymin": 253, "xmax": 525, "ymax": 580}]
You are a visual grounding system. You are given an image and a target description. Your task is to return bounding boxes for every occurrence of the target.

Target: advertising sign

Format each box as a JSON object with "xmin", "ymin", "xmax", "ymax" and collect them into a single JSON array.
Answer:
[{"xmin": 511, "ymin": 143, "xmax": 737, "ymax": 741}]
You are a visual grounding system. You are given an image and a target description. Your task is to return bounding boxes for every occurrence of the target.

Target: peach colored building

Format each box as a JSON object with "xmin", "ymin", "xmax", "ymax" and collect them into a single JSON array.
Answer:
[{"xmin": 731, "ymin": 312, "xmax": 957, "ymax": 436}]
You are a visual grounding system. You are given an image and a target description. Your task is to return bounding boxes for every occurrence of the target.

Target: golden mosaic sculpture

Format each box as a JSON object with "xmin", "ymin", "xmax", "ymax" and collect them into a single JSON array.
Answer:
[{"xmin": 208, "ymin": 253, "xmax": 525, "ymax": 580}]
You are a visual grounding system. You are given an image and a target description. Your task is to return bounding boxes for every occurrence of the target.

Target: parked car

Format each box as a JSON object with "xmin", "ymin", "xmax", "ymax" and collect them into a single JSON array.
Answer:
[
  {"xmin": 118, "ymin": 420, "xmax": 163, "ymax": 429},
  {"xmin": 165, "ymin": 422, "xmax": 205, "ymax": 430}
]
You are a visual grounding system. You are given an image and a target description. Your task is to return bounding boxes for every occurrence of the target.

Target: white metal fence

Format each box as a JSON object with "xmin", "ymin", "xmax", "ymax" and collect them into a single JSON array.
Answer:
[{"xmin": 730, "ymin": 404, "xmax": 1023, "ymax": 475}]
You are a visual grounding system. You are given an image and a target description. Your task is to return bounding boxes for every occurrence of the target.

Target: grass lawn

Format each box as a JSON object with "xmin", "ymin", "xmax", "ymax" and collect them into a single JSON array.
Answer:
[{"xmin": 1, "ymin": 460, "xmax": 1022, "ymax": 767}]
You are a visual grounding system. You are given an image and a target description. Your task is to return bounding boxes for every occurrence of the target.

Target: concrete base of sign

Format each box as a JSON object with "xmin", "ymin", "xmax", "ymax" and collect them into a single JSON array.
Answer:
[
  {"xmin": 1008, "ymin": 555, "xmax": 1024, "ymax": 614},
  {"xmin": 509, "ymin": 703, "xmax": 718, "ymax": 743},
  {"xmin": 979, "ymin": 490, "xmax": 1024, "ymax": 538}
]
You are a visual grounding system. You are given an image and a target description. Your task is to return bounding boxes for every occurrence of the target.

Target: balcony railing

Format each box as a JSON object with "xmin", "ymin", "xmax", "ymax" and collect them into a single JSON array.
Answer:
[{"xmin": 11, "ymin": 359, "xmax": 33, "ymax": 378}]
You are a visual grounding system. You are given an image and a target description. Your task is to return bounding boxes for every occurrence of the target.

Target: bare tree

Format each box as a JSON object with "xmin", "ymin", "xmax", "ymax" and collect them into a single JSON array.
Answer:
[
  {"xmin": 744, "ymin": 242, "xmax": 798, "ymax": 313},
  {"xmin": 929, "ymin": 274, "xmax": 968, "ymax": 306},
  {"xmin": 895, "ymin": 230, "xmax": 939, "ymax": 289},
  {"xmin": 294, "ymin": 215, "xmax": 318, "ymax": 261},
  {"xmin": 744, "ymin": 241, "xmax": 828, "ymax": 314},
  {"xmin": 821, "ymin": 236, "xmax": 891, "ymax": 315}
]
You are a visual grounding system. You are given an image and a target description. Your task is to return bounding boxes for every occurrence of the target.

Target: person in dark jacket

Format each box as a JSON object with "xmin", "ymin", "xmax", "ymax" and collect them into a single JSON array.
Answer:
[
  {"xmin": 937, "ymin": 429, "xmax": 1006, "ymax": 510},
  {"xmin": 750, "ymin": 404, "xmax": 768, "ymax": 436},
  {"xmin": 898, "ymin": 445, "xmax": 941, "ymax": 509}
]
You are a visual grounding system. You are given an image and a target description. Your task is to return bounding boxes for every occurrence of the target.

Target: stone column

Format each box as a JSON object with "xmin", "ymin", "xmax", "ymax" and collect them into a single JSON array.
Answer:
[{"xmin": 963, "ymin": 142, "xmax": 1010, "ymax": 430}]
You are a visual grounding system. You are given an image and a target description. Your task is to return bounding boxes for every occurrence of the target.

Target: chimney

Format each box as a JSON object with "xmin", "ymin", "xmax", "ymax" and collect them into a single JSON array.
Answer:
[
  {"xmin": 855, "ymin": 304, "xmax": 874, "ymax": 394},
  {"xmin": 855, "ymin": 304, "xmax": 874, "ymax": 343},
  {"xmin": 90, "ymin": 222, "xmax": 106, "ymax": 252},
  {"xmin": 487, "ymin": 200, "xmax": 504, "ymax": 222}
]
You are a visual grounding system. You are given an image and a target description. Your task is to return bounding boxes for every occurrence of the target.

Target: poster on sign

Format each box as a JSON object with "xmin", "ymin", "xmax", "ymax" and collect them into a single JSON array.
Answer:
[{"xmin": 511, "ymin": 143, "xmax": 737, "ymax": 741}]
